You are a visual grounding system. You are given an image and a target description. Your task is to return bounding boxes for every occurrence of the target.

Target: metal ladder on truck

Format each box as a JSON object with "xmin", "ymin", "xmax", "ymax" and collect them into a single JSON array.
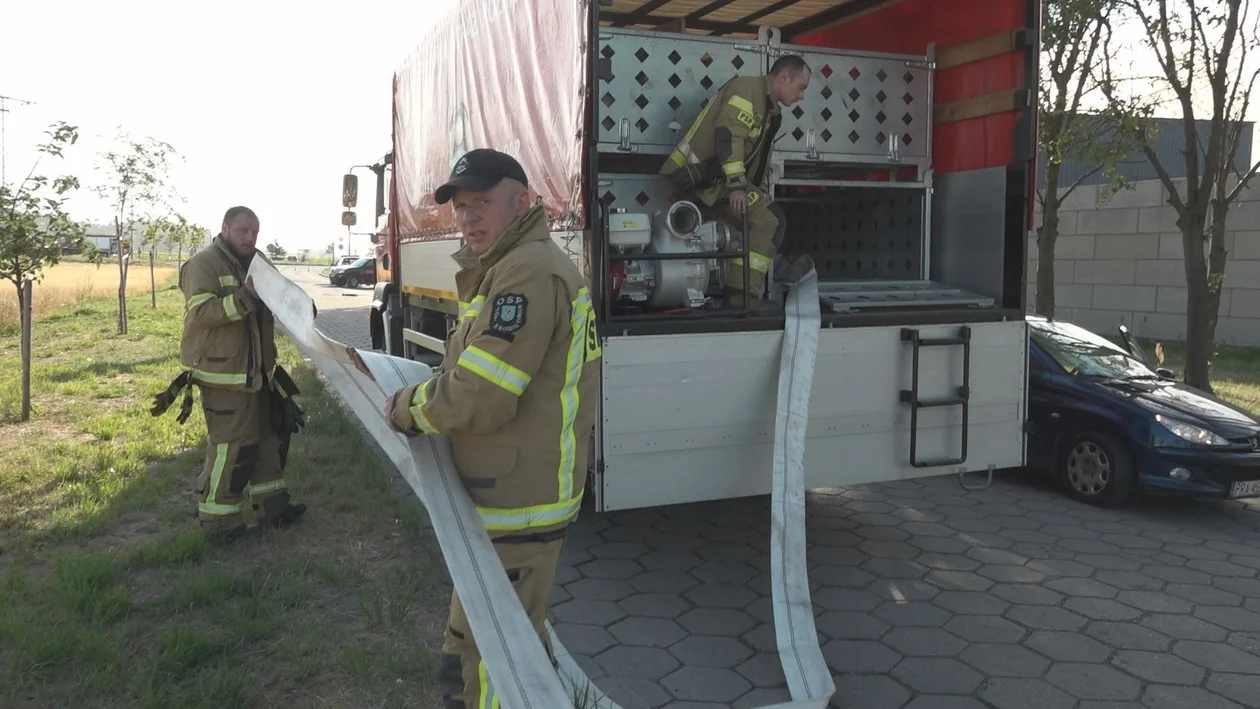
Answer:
[{"xmin": 899, "ymin": 326, "xmax": 992, "ymax": 490}]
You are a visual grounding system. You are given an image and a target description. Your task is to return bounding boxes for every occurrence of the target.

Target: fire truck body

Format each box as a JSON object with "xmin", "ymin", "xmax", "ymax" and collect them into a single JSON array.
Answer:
[{"xmin": 362, "ymin": 0, "xmax": 1040, "ymax": 512}]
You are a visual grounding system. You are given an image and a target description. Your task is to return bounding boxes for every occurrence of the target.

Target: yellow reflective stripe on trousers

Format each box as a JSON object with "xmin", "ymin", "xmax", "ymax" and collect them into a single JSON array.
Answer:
[
  {"xmin": 723, "ymin": 160, "xmax": 746, "ymax": 176},
  {"xmin": 191, "ymin": 369, "xmax": 249, "ymax": 386},
  {"xmin": 223, "ymin": 293, "xmax": 242, "ymax": 321},
  {"xmin": 247, "ymin": 479, "xmax": 287, "ymax": 496},
  {"xmin": 409, "ymin": 380, "xmax": 440, "ymax": 434},
  {"xmin": 186, "ymin": 292, "xmax": 216, "ymax": 310},
  {"xmin": 728, "ymin": 94, "xmax": 755, "ymax": 113},
  {"xmin": 460, "ymin": 295, "xmax": 486, "ymax": 319},
  {"xmin": 219, "ymin": 275, "xmax": 240, "ymax": 288},
  {"xmin": 733, "ymin": 251, "xmax": 773, "ymax": 273},
  {"xmin": 477, "ymin": 659, "xmax": 499, "ymax": 709},
  {"xmin": 199, "ymin": 443, "xmax": 242, "ymax": 516},
  {"xmin": 458, "ymin": 346, "xmax": 532, "ymax": 396}
]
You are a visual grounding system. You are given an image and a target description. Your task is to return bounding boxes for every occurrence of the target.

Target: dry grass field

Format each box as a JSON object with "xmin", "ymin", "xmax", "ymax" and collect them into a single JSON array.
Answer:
[{"xmin": 0, "ymin": 262, "xmax": 176, "ymax": 334}]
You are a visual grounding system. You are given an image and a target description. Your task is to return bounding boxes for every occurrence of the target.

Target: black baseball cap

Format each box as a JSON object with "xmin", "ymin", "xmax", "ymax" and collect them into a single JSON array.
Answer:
[{"xmin": 434, "ymin": 149, "xmax": 530, "ymax": 205}]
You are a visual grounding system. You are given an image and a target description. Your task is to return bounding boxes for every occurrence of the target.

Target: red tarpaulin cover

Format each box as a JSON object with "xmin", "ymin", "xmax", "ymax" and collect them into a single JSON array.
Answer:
[{"xmin": 392, "ymin": 0, "xmax": 589, "ymax": 242}]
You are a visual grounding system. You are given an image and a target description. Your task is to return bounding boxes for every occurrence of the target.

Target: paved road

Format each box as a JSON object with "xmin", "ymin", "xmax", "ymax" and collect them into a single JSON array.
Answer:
[
  {"xmin": 282, "ymin": 264, "xmax": 375, "ymax": 347},
  {"xmin": 285, "ymin": 265, "xmax": 1260, "ymax": 709}
]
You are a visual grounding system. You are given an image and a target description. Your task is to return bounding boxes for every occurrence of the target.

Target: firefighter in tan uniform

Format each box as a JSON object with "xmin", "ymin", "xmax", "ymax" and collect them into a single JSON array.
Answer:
[
  {"xmin": 152, "ymin": 206, "xmax": 309, "ymax": 539},
  {"xmin": 661, "ymin": 54, "xmax": 811, "ymax": 313},
  {"xmin": 383, "ymin": 150, "xmax": 601, "ymax": 709}
]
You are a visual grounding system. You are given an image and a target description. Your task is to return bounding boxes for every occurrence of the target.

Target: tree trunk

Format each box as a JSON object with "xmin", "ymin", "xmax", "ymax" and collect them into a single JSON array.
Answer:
[
  {"xmin": 1035, "ymin": 164, "xmax": 1064, "ymax": 317},
  {"xmin": 18, "ymin": 275, "xmax": 34, "ymax": 420},
  {"xmin": 1181, "ymin": 211, "xmax": 1222, "ymax": 392},
  {"xmin": 117, "ymin": 241, "xmax": 129, "ymax": 335},
  {"xmin": 178, "ymin": 244, "xmax": 183, "ymax": 269},
  {"xmin": 150, "ymin": 250, "xmax": 157, "ymax": 308}
]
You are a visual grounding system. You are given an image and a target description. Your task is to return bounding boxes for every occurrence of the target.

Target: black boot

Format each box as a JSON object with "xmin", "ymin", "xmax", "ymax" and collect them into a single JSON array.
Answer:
[
  {"xmin": 726, "ymin": 288, "xmax": 782, "ymax": 316},
  {"xmin": 262, "ymin": 493, "xmax": 308, "ymax": 529}
]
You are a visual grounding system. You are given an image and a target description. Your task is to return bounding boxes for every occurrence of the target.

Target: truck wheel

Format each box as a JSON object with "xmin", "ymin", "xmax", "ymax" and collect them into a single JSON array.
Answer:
[
  {"xmin": 346, "ymin": 276, "xmax": 360, "ymax": 288},
  {"xmin": 1058, "ymin": 431, "xmax": 1136, "ymax": 506}
]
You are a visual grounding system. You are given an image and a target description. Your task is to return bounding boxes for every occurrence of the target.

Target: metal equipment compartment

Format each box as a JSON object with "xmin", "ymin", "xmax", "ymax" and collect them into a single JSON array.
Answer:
[{"xmin": 593, "ymin": 23, "xmax": 1007, "ymax": 326}]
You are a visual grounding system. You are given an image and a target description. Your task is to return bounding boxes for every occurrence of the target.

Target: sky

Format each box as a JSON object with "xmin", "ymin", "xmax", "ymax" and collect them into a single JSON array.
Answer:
[
  {"xmin": 0, "ymin": 0, "xmax": 456, "ymax": 258},
  {"xmin": 2, "ymin": 0, "xmax": 1258, "ymax": 261}
]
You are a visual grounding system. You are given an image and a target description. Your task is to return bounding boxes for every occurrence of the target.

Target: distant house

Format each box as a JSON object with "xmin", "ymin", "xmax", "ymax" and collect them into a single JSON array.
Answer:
[{"xmin": 60, "ymin": 221, "xmax": 187, "ymax": 257}]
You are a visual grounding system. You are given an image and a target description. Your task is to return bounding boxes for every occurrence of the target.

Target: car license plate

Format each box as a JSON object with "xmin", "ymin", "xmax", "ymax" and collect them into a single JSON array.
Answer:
[{"xmin": 1231, "ymin": 480, "xmax": 1260, "ymax": 498}]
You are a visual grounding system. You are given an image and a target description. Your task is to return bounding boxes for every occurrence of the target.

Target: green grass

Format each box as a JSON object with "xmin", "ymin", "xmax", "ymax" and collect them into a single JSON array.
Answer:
[
  {"xmin": 0, "ymin": 286, "xmax": 449, "ymax": 708},
  {"xmin": 1135, "ymin": 339, "xmax": 1260, "ymax": 413}
]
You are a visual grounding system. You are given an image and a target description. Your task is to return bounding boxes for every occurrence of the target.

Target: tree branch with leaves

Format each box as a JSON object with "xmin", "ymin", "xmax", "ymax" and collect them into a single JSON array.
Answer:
[
  {"xmin": 1100, "ymin": 0, "xmax": 1260, "ymax": 391},
  {"xmin": 1036, "ymin": 0, "xmax": 1133, "ymax": 318}
]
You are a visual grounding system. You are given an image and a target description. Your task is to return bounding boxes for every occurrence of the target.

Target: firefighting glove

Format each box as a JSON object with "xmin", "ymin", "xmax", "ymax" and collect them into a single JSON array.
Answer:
[
  {"xmin": 270, "ymin": 365, "xmax": 307, "ymax": 435},
  {"xmin": 151, "ymin": 370, "xmax": 195, "ymax": 424},
  {"xmin": 665, "ymin": 156, "xmax": 723, "ymax": 195}
]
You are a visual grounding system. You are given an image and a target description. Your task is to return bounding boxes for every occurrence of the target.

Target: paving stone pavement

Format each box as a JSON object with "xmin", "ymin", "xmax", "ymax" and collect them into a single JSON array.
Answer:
[
  {"xmin": 555, "ymin": 477, "xmax": 1260, "ymax": 709},
  {"xmin": 288, "ymin": 269, "xmax": 1260, "ymax": 708}
]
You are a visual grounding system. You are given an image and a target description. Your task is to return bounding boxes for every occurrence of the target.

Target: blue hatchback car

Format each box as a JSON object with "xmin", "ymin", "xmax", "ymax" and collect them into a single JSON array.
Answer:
[{"xmin": 1025, "ymin": 316, "xmax": 1260, "ymax": 506}]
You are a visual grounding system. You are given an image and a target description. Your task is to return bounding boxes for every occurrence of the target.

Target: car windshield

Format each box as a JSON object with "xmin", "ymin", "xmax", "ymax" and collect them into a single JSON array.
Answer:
[
  {"xmin": 1031, "ymin": 320, "xmax": 1158, "ymax": 380},
  {"xmin": 351, "ymin": 258, "xmax": 371, "ymax": 268}
]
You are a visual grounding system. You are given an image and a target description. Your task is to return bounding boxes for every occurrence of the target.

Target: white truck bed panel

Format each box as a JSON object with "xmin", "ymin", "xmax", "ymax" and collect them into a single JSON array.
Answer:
[
  {"xmin": 399, "ymin": 233, "xmax": 585, "ymax": 298},
  {"xmin": 597, "ymin": 320, "xmax": 1028, "ymax": 511}
]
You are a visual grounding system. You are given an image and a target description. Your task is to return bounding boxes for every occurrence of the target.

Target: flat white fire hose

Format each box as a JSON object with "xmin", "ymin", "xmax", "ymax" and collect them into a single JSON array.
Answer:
[{"xmin": 248, "ymin": 257, "xmax": 833, "ymax": 708}]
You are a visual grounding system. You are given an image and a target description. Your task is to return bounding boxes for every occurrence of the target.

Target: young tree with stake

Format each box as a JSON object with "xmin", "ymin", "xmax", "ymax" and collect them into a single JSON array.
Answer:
[
  {"xmin": 94, "ymin": 130, "xmax": 181, "ymax": 335},
  {"xmin": 0, "ymin": 122, "xmax": 88, "ymax": 422}
]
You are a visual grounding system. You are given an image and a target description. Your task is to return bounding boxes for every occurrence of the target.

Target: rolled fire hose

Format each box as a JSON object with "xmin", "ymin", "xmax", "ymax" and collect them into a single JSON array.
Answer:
[{"xmin": 248, "ymin": 256, "xmax": 833, "ymax": 708}]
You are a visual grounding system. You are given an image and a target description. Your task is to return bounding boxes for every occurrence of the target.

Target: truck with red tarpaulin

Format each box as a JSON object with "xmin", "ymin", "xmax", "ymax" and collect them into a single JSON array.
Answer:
[{"xmin": 347, "ymin": 0, "xmax": 1041, "ymax": 512}]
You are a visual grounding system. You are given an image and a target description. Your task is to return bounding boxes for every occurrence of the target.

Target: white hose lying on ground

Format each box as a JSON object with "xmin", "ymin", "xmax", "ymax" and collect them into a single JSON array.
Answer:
[{"xmin": 248, "ymin": 256, "xmax": 833, "ymax": 708}]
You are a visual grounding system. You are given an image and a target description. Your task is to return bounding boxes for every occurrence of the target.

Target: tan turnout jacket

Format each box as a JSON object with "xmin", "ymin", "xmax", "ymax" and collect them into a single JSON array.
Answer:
[
  {"xmin": 178, "ymin": 236, "xmax": 277, "ymax": 392},
  {"xmin": 389, "ymin": 205, "xmax": 602, "ymax": 539},
  {"xmin": 660, "ymin": 74, "xmax": 782, "ymax": 206}
]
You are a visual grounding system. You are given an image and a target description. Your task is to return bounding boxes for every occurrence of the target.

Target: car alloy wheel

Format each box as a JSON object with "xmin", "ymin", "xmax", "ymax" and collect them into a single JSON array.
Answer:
[{"xmin": 347, "ymin": 276, "xmax": 359, "ymax": 288}]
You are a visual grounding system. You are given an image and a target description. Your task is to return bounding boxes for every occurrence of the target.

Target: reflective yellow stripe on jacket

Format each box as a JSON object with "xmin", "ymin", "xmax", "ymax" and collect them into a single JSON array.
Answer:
[
  {"xmin": 459, "ymin": 295, "xmax": 486, "ymax": 320},
  {"xmin": 475, "ymin": 287, "xmax": 600, "ymax": 532},
  {"xmin": 186, "ymin": 292, "xmax": 216, "ymax": 310},
  {"xmin": 458, "ymin": 346, "xmax": 532, "ymax": 396},
  {"xmin": 192, "ymin": 369, "xmax": 249, "ymax": 386},
  {"xmin": 668, "ymin": 96, "xmax": 718, "ymax": 168},
  {"xmin": 409, "ymin": 381, "xmax": 440, "ymax": 434}
]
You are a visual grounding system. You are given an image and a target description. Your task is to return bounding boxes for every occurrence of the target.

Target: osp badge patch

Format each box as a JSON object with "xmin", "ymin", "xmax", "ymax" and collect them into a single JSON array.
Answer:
[{"xmin": 488, "ymin": 293, "xmax": 527, "ymax": 340}]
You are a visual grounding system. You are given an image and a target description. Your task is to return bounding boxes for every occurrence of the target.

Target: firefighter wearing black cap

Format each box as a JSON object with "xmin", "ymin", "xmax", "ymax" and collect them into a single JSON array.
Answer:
[
  {"xmin": 383, "ymin": 149, "xmax": 601, "ymax": 709},
  {"xmin": 151, "ymin": 206, "xmax": 309, "ymax": 539},
  {"xmin": 661, "ymin": 54, "xmax": 812, "ymax": 313}
]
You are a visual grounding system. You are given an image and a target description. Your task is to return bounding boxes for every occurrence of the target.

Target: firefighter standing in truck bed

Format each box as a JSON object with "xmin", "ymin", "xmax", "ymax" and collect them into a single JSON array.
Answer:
[
  {"xmin": 152, "ymin": 206, "xmax": 309, "ymax": 539},
  {"xmin": 661, "ymin": 53, "xmax": 811, "ymax": 314},
  {"xmin": 383, "ymin": 149, "xmax": 601, "ymax": 709}
]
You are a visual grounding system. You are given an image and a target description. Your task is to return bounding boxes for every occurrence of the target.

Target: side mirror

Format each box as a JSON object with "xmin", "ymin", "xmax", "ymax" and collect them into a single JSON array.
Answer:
[
  {"xmin": 342, "ymin": 174, "xmax": 359, "ymax": 209},
  {"xmin": 1156, "ymin": 367, "xmax": 1177, "ymax": 381},
  {"xmin": 1117, "ymin": 324, "xmax": 1135, "ymax": 355},
  {"xmin": 341, "ymin": 210, "xmax": 357, "ymax": 227},
  {"xmin": 1117, "ymin": 324, "xmax": 1150, "ymax": 366}
]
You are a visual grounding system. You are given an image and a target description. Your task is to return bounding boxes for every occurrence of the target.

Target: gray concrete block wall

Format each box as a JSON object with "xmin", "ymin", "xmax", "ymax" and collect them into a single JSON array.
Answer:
[{"xmin": 1028, "ymin": 177, "xmax": 1260, "ymax": 347}]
